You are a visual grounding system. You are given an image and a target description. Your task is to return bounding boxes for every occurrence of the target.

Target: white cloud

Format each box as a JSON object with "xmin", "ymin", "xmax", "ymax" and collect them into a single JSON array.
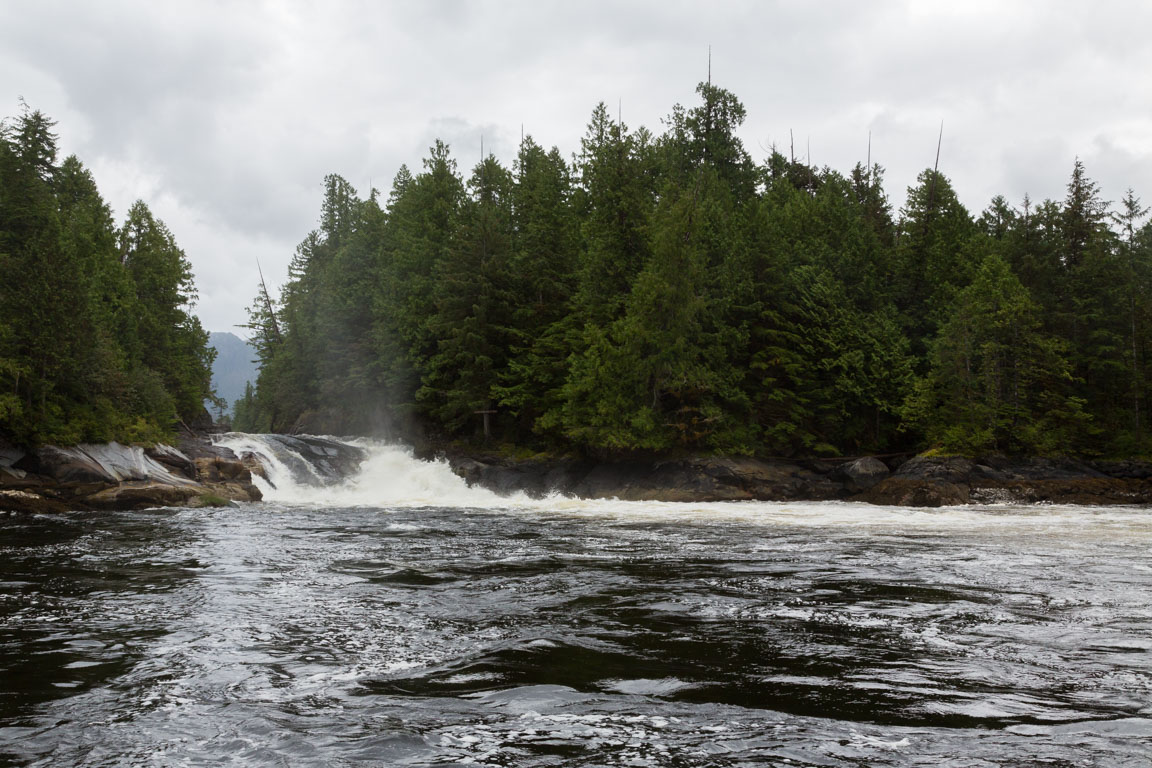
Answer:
[{"xmin": 3, "ymin": 0, "xmax": 1151, "ymax": 331}]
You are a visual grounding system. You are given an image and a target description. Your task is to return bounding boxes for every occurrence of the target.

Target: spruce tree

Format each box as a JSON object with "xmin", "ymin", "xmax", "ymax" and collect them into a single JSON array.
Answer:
[
  {"xmin": 417, "ymin": 156, "xmax": 515, "ymax": 436},
  {"xmin": 908, "ymin": 253, "xmax": 1089, "ymax": 454},
  {"xmin": 495, "ymin": 139, "xmax": 579, "ymax": 443},
  {"xmin": 120, "ymin": 201, "xmax": 215, "ymax": 425}
]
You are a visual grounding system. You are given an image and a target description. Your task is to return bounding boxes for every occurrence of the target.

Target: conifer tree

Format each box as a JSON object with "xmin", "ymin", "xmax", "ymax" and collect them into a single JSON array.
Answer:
[
  {"xmin": 0, "ymin": 106, "xmax": 90, "ymax": 442},
  {"xmin": 563, "ymin": 173, "xmax": 751, "ymax": 452},
  {"xmin": 907, "ymin": 253, "xmax": 1089, "ymax": 454},
  {"xmin": 417, "ymin": 156, "xmax": 515, "ymax": 435},
  {"xmin": 120, "ymin": 201, "xmax": 215, "ymax": 425},
  {"xmin": 385, "ymin": 142, "xmax": 464, "ymax": 378},
  {"xmin": 1111, "ymin": 190, "xmax": 1152, "ymax": 447},
  {"xmin": 572, "ymin": 105, "xmax": 655, "ymax": 328},
  {"xmin": 892, "ymin": 169, "xmax": 979, "ymax": 352},
  {"xmin": 495, "ymin": 139, "xmax": 579, "ymax": 442},
  {"xmin": 0, "ymin": 104, "xmax": 215, "ymax": 445}
]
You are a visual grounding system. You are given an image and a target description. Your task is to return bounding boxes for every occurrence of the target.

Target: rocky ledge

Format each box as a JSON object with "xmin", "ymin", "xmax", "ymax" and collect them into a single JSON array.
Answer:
[
  {"xmin": 0, "ymin": 434, "xmax": 263, "ymax": 514},
  {"xmin": 449, "ymin": 454, "xmax": 847, "ymax": 502},
  {"xmin": 857, "ymin": 455, "xmax": 1152, "ymax": 507},
  {"xmin": 448, "ymin": 452, "xmax": 1152, "ymax": 507}
]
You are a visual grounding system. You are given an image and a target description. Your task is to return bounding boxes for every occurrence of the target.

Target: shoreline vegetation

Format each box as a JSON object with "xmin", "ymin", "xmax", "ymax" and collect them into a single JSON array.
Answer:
[{"xmin": 5, "ymin": 79, "xmax": 1152, "ymax": 513}]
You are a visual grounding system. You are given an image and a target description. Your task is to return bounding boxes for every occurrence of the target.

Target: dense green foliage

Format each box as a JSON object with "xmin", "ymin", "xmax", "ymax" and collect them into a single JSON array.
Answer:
[
  {"xmin": 0, "ymin": 104, "xmax": 214, "ymax": 447},
  {"xmin": 235, "ymin": 83, "xmax": 1152, "ymax": 458}
]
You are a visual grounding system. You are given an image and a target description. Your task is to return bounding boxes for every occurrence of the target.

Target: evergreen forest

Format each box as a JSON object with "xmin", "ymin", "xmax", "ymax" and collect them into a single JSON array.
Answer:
[
  {"xmin": 235, "ymin": 82, "xmax": 1152, "ymax": 459},
  {"xmin": 0, "ymin": 104, "xmax": 216, "ymax": 448}
]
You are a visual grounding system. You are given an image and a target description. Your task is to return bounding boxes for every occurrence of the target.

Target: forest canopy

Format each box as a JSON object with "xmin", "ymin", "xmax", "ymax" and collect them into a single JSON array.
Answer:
[
  {"xmin": 29, "ymin": 79, "xmax": 1130, "ymax": 460},
  {"xmin": 0, "ymin": 103, "xmax": 215, "ymax": 448},
  {"xmin": 234, "ymin": 82, "xmax": 1152, "ymax": 459}
]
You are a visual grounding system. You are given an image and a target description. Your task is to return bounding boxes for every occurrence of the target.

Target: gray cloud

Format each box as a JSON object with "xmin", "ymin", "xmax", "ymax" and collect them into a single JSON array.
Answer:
[{"xmin": 3, "ymin": 0, "xmax": 1151, "ymax": 331}]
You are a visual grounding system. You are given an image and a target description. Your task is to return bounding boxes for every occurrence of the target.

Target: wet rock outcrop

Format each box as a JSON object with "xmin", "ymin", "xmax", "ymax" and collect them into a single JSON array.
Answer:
[
  {"xmin": 449, "ymin": 451, "xmax": 1152, "ymax": 507},
  {"xmin": 830, "ymin": 456, "xmax": 890, "ymax": 493},
  {"xmin": 264, "ymin": 435, "xmax": 366, "ymax": 480},
  {"xmin": 856, "ymin": 456, "xmax": 1152, "ymax": 507},
  {"xmin": 449, "ymin": 454, "xmax": 844, "ymax": 502},
  {"xmin": 0, "ymin": 436, "xmax": 262, "ymax": 513}
]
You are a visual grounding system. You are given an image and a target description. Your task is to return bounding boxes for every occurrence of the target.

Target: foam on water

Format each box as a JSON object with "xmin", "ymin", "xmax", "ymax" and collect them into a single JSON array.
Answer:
[
  {"xmin": 213, "ymin": 434, "xmax": 1152, "ymax": 542},
  {"xmin": 215, "ymin": 434, "xmax": 529, "ymax": 508}
]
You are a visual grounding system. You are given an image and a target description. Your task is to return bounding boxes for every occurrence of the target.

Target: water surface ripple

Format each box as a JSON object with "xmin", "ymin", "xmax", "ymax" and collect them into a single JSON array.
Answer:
[{"xmin": 2, "ymin": 501, "xmax": 1150, "ymax": 766}]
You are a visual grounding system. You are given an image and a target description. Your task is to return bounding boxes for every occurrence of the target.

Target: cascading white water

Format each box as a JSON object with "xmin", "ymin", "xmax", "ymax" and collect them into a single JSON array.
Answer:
[
  {"xmin": 214, "ymin": 433, "xmax": 527, "ymax": 508},
  {"xmin": 212, "ymin": 433, "xmax": 1152, "ymax": 538}
]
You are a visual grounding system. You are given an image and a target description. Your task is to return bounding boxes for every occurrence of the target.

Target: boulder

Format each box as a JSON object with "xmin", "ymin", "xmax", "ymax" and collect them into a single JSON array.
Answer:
[
  {"xmin": 854, "ymin": 456, "xmax": 973, "ymax": 507},
  {"xmin": 193, "ymin": 456, "xmax": 254, "ymax": 483},
  {"xmin": 0, "ymin": 463, "xmax": 38, "ymax": 487},
  {"xmin": 266, "ymin": 435, "xmax": 367, "ymax": 480},
  {"xmin": 191, "ymin": 456, "xmax": 262, "ymax": 501},
  {"xmin": 26, "ymin": 443, "xmax": 200, "ymax": 488},
  {"xmin": 145, "ymin": 443, "xmax": 198, "ymax": 479},
  {"xmin": 238, "ymin": 452, "xmax": 268, "ymax": 481},
  {"xmin": 683, "ymin": 457, "xmax": 842, "ymax": 501},
  {"xmin": 31, "ymin": 445, "xmax": 116, "ymax": 484},
  {"xmin": 0, "ymin": 434, "xmax": 265, "ymax": 510},
  {"xmin": 83, "ymin": 482, "xmax": 202, "ymax": 510},
  {"xmin": 82, "ymin": 442, "xmax": 201, "ymax": 485},
  {"xmin": 856, "ymin": 475, "xmax": 970, "ymax": 507},
  {"xmin": 0, "ymin": 437, "xmax": 25, "ymax": 473},
  {"xmin": 1090, "ymin": 459, "xmax": 1152, "ymax": 480},
  {"xmin": 0, "ymin": 489, "xmax": 70, "ymax": 514},
  {"xmin": 202, "ymin": 480, "xmax": 262, "ymax": 503},
  {"xmin": 449, "ymin": 455, "xmax": 591, "ymax": 498},
  {"xmin": 831, "ymin": 456, "xmax": 890, "ymax": 492},
  {"xmin": 177, "ymin": 434, "xmax": 240, "ymax": 462}
]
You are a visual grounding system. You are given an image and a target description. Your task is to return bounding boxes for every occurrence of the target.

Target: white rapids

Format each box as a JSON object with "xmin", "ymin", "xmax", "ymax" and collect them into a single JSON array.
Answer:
[
  {"xmin": 212, "ymin": 433, "xmax": 1152, "ymax": 542},
  {"xmin": 214, "ymin": 433, "xmax": 527, "ymax": 508},
  {"xmin": 3, "ymin": 433, "xmax": 1151, "ymax": 767}
]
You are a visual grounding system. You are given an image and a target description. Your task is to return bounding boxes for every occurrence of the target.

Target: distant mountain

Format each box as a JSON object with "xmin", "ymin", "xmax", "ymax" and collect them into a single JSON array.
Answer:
[{"xmin": 209, "ymin": 332, "xmax": 259, "ymax": 416}]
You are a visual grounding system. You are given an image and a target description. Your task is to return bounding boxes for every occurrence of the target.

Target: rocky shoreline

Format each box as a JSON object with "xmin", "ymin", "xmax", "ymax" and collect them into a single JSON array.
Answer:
[
  {"xmin": 446, "ymin": 451, "xmax": 1152, "ymax": 507},
  {"xmin": 0, "ymin": 433, "xmax": 267, "ymax": 514},
  {"xmin": 5, "ymin": 430, "xmax": 1152, "ymax": 512}
]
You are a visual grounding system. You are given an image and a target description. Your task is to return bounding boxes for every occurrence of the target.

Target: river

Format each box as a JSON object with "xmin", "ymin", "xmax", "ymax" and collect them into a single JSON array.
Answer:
[{"xmin": 1, "ymin": 437, "xmax": 1150, "ymax": 766}]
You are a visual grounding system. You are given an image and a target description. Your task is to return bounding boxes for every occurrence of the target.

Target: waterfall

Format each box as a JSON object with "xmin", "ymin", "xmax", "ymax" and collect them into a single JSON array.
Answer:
[
  {"xmin": 204, "ymin": 434, "xmax": 1112, "ymax": 530},
  {"xmin": 213, "ymin": 433, "xmax": 524, "ymax": 508}
]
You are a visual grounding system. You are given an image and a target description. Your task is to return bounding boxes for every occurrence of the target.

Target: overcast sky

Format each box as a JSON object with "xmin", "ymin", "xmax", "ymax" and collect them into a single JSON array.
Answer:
[{"xmin": 3, "ymin": 1, "xmax": 1151, "ymax": 334}]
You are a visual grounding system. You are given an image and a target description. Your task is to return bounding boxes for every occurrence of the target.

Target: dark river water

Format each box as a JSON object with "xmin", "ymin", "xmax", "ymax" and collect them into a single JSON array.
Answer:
[{"xmin": 2, "ymin": 460, "xmax": 1151, "ymax": 766}]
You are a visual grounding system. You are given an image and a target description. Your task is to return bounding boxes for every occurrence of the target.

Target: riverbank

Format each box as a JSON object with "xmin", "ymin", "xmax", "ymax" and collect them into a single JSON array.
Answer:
[
  {"xmin": 442, "ymin": 449, "xmax": 1152, "ymax": 507},
  {"xmin": 0, "ymin": 433, "xmax": 265, "ymax": 514},
  {"xmin": 5, "ymin": 431, "xmax": 1152, "ymax": 512}
]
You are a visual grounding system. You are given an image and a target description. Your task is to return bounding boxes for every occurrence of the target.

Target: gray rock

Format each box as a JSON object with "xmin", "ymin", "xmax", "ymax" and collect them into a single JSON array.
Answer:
[
  {"xmin": 84, "ymin": 482, "xmax": 202, "ymax": 510},
  {"xmin": 145, "ymin": 443, "xmax": 197, "ymax": 478},
  {"xmin": 0, "ymin": 489, "xmax": 70, "ymax": 514},
  {"xmin": 448, "ymin": 454, "xmax": 843, "ymax": 502},
  {"xmin": 832, "ymin": 457, "xmax": 890, "ymax": 492},
  {"xmin": 856, "ymin": 475, "xmax": 970, "ymax": 507},
  {"xmin": 268, "ymin": 435, "xmax": 367, "ymax": 480},
  {"xmin": 0, "ymin": 435, "xmax": 264, "ymax": 510},
  {"xmin": 30, "ymin": 443, "xmax": 199, "ymax": 487},
  {"xmin": 33, "ymin": 445, "xmax": 115, "ymax": 484},
  {"xmin": 853, "ymin": 456, "xmax": 973, "ymax": 507},
  {"xmin": 0, "ymin": 437, "xmax": 24, "ymax": 471}
]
